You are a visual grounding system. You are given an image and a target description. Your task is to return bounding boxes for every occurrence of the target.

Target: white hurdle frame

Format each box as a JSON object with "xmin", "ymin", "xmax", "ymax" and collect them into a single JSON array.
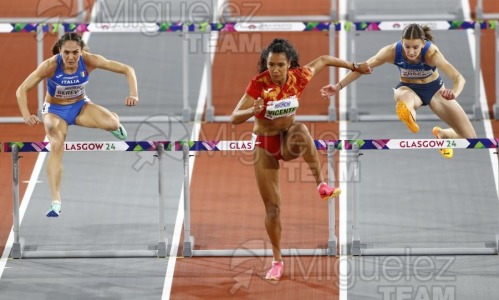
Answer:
[
  {"xmin": 181, "ymin": 141, "xmax": 339, "ymax": 257},
  {"xmin": 8, "ymin": 142, "xmax": 168, "ymax": 259},
  {"xmin": 347, "ymin": 139, "xmax": 499, "ymax": 256}
]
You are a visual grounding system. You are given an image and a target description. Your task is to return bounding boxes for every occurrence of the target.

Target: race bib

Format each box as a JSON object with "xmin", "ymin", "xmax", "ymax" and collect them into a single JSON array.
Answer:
[
  {"xmin": 54, "ymin": 83, "xmax": 87, "ymax": 99},
  {"xmin": 400, "ymin": 68, "xmax": 433, "ymax": 79},
  {"xmin": 265, "ymin": 96, "xmax": 299, "ymax": 120}
]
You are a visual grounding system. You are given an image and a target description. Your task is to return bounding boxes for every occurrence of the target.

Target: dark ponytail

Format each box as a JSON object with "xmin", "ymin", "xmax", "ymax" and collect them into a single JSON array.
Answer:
[
  {"xmin": 257, "ymin": 38, "xmax": 300, "ymax": 74},
  {"xmin": 402, "ymin": 23, "xmax": 434, "ymax": 43},
  {"xmin": 52, "ymin": 32, "xmax": 88, "ymax": 55}
]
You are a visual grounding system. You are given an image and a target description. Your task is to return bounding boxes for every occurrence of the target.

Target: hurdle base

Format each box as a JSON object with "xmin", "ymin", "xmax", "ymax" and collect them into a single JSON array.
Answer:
[
  {"xmin": 10, "ymin": 242, "xmax": 168, "ymax": 258},
  {"xmin": 188, "ymin": 248, "xmax": 328, "ymax": 257},
  {"xmin": 328, "ymin": 106, "xmax": 337, "ymax": 122},
  {"xmin": 205, "ymin": 106, "xmax": 215, "ymax": 122},
  {"xmin": 351, "ymin": 240, "xmax": 363, "ymax": 256},
  {"xmin": 157, "ymin": 240, "xmax": 168, "ymax": 258},
  {"xmin": 359, "ymin": 247, "xmax": 498, "ymax": 256},
  {"xmin": 10, "ymin": 238, "xmax": 25, "ymax": 259},
  {"xmin": 182, "ymin": 108, "xmax": 192, "ymax": 122},
  {"xmin": 18, "ymin": 249, "xmax": 162, "ymax": 259},
  {"xmin": 473, "ymin": 104, "xmax": 483, "ymax": 121},
  {"xmin": 327, "ymin": 240, "xmax": 337, "ymax": 256},
  {"xmin": 183, "ymin": 236, "xmax": 195, "ymax": 258}
]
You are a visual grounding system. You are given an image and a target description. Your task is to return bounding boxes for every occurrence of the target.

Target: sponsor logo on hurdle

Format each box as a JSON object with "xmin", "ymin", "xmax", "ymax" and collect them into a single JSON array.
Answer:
[
  {"xmin": 228, "ymin": 141, "xmax": 254, "ymax": 150},
  {"xmin": 399, "ymin": 139, "xmax": 446, "ymax": 148},
  {"xmin": 63, "ymin": 142, "xmax": 109, "ymax": 151},
  {"xmin": 386, "ymin": 139, "xmax": 466, "ymax": 149}
]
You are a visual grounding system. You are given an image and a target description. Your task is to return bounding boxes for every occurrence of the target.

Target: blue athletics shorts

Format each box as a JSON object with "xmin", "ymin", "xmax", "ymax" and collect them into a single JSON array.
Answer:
[
  {"xmin": 42, "ymin": 98, "xmax": 88, "ymax": 125},
  {"xmin": 395, "ymin": 77, "xmax": 443, "ymax": 106}
]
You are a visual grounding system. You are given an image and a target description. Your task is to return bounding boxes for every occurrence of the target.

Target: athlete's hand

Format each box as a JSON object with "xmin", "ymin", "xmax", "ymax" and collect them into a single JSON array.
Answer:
[
  {"xmin": 24, "ymin": 114, "xmax": 40, "ymax": 126},
  {"xmin": 125, "ymin": 96, "xmax": 139, "ymax": 106},
  {"xmin": 354, "ymin": 62, "xmax": 372, "ymax": 74},
  {"xmin": 253, "ymin": 97, "xmax": 265, "ymax": 114},
  {"xmin": 440, "ymin": 89, "xmax": 456, "ymax": 100},
  {"xmin": 320, "ymin": 84, "xmax": 341, "ymax": 99}
]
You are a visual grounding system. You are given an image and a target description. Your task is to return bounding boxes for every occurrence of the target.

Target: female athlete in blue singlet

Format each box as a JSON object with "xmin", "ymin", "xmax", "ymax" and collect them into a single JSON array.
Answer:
[
  {"xmin": 320, "ymin": 23, "xmax": 477, "ymax": 159},
  {"xmin": 16, "ymin": 32, "xmax": 139, "ymax": 217}
]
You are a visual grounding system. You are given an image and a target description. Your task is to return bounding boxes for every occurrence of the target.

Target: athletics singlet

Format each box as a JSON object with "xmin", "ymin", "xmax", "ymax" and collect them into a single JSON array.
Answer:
[
  {"xmin": 245, "ymin": 67, "xmax": 312, "ymax": 120},
  {"xmin": 46, "ymin": 54, "xmax": 89, "ymax": 99},
  {"xmin": 394, "ymin": 41, "xmax": 436, "ymax": 79}
]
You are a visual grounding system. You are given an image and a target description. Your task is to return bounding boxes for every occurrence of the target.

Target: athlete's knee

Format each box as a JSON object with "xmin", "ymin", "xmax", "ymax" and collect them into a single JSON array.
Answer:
[
  {"xmin": 264, "ymin": 203, "xmax": 280, "ymax": 220},
  {"xmin": 49, "ymin": 138, "xmax": 65, "ymax": 153},
  {"xmin": 104, "ymin": 115, "xmax": 120, "ymax": 131},
  {"xmin": 287, "ymin": 123, "xmax": 312, "ymax": 143},
  {"xmin": 395, "ymin": 88, "xmax": 414, "ymax": 102},
  {"xmin": 45, "ymin": 128, "xmax": 66, "ymax": 151}
]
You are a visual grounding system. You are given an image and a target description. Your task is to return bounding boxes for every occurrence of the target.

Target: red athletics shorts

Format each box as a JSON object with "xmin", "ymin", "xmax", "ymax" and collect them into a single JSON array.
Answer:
[{"xmin": 253, "ymin": 132, "xmax": 285, "ymax": 160}]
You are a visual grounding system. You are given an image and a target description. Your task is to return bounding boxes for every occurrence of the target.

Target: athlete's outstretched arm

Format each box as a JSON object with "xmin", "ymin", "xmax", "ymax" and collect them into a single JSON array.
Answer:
[
  {"xmin": 320, "ymin": 44, "xmax": 394, "ymax": 98},
  {"xmin": 83, "ymin": 52, "xmax": 139, "ymax": 106},
  {"xmin": 304, "ymin": 55, "xmax": 371, "ymax": 77}
]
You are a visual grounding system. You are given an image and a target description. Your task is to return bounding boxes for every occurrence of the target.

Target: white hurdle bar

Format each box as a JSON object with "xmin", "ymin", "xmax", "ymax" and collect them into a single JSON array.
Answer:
[
  {"xmin": 179, "ymin": 139, "xmax": 339, "ymax": 257},
  {"xmin": 5, "ymin": 141, "xmax": 169, "ymax": 259},
  {"xmin": 344, "ymin": 138, "xmax": 499, "ymax": 256}
]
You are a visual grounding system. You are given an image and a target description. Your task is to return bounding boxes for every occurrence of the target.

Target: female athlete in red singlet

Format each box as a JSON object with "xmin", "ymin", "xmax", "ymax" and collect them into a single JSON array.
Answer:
[{"xmin": 231, "ymin": 38, "xmax": 371, "ymax": 281}]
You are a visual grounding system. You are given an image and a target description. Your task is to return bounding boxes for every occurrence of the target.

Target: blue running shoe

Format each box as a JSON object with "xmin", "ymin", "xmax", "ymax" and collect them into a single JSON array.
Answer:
[
  {"xmin": 46, "ymin": 201, "xmax": 61, "ymax": 217},
  {"xmin": 111, "ymin": 124, "xmax": 127, "ymax": 140}
]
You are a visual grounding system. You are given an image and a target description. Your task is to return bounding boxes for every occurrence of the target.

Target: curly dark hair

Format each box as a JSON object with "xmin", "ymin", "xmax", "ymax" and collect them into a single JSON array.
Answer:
[
  {"xmin": 52, "ymin": 32, "xmax": 88, "ymax": 55},
  {"xmin": 402, "ymin": 23, "xmax": 434, "ymax": 43},
  {"xmin": 257, "ymin": 38, "xmax": 300, "ymax": 74}
]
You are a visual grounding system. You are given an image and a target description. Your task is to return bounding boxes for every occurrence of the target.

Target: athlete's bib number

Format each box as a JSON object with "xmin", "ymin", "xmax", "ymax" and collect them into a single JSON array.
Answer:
[
  {"xmin": 265, "ymin": 96, "xmax": 299, "ymax": 120},
  {"xmin": 54, "ymin": 84, "xmax": 86, "ymax": 99}
]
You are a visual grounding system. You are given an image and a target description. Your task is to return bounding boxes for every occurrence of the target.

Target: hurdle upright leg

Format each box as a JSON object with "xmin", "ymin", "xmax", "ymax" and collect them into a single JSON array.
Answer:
[
  {"xmin": 351, "ymin": 142, "xmax": 362, "ymax": 256},
  {"xmin": 10, "ymin": 144, "xmax": 24, "ymax": 259},
  {"xmin": 327, "ymin": 143, "xmax": 337, "ymax": 255},
  {"xmin": 156, "ymin": 143, "xmax": 168, "ymax": 257},
  {"xmin": 182, "ymin": 143, "xmax": 195, "ymax": 257}
]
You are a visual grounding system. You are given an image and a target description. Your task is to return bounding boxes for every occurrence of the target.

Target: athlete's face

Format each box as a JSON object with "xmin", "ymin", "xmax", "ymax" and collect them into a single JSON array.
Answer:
[
  {"xmin": 267, "ymin": 52, "xmax": 290, "ymax": 85},
  {"xmin": 60, "ymin": 41, "xmax": 82, "ymax": 69},
  {"xmin": 402, "ymin": 39, "xmax": 425, "ymax": 62}
]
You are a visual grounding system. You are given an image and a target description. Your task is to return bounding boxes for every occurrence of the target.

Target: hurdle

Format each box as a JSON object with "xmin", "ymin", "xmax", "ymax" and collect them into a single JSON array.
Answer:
[
  {"xmin": 344, "ymin": 138, "xmax": 499, "ymax": 256},
  {"xmin": 4, "ymin": 141, "xmax": 170, "ymax": 259},
  {"xmin": 178, "ymin": 139, "xmax": 340, "ymax": 257}
]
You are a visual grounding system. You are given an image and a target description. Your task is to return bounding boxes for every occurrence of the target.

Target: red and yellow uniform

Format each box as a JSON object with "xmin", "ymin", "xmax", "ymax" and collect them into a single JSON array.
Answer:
[
  {"xmin": 246, "ymin": 67, "xmax": 313, "ymax": 160},
  {"xmin": 245, "ymin": 67, "xmax": 312, "ymax": 120}
]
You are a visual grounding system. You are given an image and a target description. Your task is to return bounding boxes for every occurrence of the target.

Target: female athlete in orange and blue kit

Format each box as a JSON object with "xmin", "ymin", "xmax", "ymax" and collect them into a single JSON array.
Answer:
[{"xmin": 321, "ymin": 23, "xmax": 477, "ymax": 158}]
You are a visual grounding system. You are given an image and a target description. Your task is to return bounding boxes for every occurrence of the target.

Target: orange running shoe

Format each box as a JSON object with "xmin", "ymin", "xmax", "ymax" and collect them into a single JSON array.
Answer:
[
  {"xmin": 318, "ymin": 182, "xmax": 341, "ymax": 200},
  {"xmin": 396, "ymin": 101, "xmax": 419, "ymax": 133},
  {"xmin": 432, "ymin": 126, "xmax": 453, "ymax": 159}
]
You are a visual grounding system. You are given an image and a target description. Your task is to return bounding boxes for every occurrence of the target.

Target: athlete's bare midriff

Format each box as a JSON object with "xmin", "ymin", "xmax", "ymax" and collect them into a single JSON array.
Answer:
[
  {"xmin": 253, "ymin": 115, "xmax": 295, "ymax": 136},
  {"xmin": 45, "ymin": 94, "xmax": 86, "ymax": 105}
]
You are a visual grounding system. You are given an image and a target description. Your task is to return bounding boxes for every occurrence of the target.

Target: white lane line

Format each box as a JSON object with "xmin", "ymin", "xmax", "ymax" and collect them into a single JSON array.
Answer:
[
  {"xmin": 461, "ymin": 0, "xmax": 499, "ymax": 197},
  {"xmin": 338, "ymin": 0, "xmax": 349, "ymax": 299},
  {"xmin": 161, "ymin": 4, "xmax": 222, "ymax": 298}
]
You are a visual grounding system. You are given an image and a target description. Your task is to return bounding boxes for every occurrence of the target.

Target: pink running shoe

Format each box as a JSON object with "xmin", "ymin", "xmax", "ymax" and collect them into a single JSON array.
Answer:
[
  {"xmin": 318, "ymin": 182, "xmax": 341, "ymax": 200},
  {"xmin": 265, "ymin": 261, "xmax": 284, "ymax": 281}
]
